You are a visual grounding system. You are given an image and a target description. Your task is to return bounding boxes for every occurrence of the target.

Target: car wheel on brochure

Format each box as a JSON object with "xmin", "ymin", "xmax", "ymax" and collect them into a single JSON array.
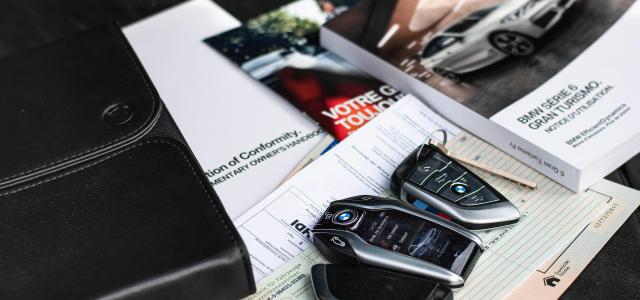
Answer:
[
  {"xmin": 433, "ymin": 67, "xmax": 460, "ymax": 82},
  {"xmin": 489, "ymin": 31, "xmax": 537, "ymax": 56}
]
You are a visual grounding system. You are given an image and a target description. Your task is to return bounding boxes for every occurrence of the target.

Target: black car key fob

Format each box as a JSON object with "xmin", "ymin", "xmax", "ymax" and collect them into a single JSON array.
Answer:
[
  {"xmin": 310, "ymin": 264, "xmax": 453, "ymax": 300},
  {"xmin": 311, "ymin": 196, "xmax": 483, "ymax": 287},
  {"xmin": 391, "ymin": 143, "xmax": 520, "ymax": 229}
]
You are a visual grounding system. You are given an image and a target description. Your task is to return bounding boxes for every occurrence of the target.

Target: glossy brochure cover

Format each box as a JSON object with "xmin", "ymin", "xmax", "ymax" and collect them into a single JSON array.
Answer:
[
  {"xmin": 204, "ymin": 0, "xmax": 405, "ymax": 141},
  {"xmin": 321, "ymin": 0, "xmax": 640, "ymax": 191}
]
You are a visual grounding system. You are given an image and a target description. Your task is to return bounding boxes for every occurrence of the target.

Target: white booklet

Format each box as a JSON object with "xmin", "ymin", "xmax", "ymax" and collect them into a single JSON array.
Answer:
[
  {"xmin": 123, "ymin": 0, "xmax": 326, "ymax": 218},
  {"xmin": 320, "ymin": 0, "xmax": 640, "ymax": 192},
  {"xmin": 235, "ymin": 95, "xmax": 640, "ymax": 299}
]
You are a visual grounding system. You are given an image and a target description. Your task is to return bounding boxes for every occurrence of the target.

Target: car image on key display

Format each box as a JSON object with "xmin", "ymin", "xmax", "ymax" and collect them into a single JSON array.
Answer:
[{"xmin": 420, "ymin": 0, "xmax": 576, "ymax": 81}]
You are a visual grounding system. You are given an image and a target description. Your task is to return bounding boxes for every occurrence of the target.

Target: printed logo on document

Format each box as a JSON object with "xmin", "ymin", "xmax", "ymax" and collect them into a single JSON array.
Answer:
[{"xmin": 543, "ymin": 276, "xmax": 560, "ymax": 287}]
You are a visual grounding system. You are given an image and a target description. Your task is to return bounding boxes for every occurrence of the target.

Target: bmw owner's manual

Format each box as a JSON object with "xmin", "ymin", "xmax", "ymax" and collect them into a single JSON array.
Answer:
[
  {"xmin": 236, "ymin": 95, "xmax": 640, "ymax": 299},
  {"xmin": 320, "ymin": 0, "xmax": 640, "ymax": 192},
  {"xmin": 124, "ymin": 0, "xmax": 327, "ymax": 218}
]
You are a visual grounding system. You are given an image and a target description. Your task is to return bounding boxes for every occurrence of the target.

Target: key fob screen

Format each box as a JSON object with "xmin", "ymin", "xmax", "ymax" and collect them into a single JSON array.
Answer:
[
  {"xmin": 315, "ymin": 204, "xmax": 480, "ymax": 276},
  {"xmin": 354, "ymin": 209, "xmax": 477, "ymax": 275}
]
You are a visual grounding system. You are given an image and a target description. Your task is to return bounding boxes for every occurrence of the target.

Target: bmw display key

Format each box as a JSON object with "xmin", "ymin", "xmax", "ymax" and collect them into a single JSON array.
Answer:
[
  {"xmin": 311, "ymin": 196, "xmax": 483, "ymax": 287},
  {"xmin": 391, "ymin": 132, "xmax": 521, "ymax": 229}
]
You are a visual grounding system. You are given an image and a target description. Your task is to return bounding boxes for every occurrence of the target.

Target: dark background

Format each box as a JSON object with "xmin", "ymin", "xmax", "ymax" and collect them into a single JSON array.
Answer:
[{"xmin": 0, "ymin": 0, "xmax": 637, "ymax": 298}]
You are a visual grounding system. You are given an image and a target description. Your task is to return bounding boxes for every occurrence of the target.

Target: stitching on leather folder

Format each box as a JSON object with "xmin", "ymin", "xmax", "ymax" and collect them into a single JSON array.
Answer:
[
  {"xmin": 0, "ymin": 26, "xmax": 159, "ymax": 184},
  {"xmin": 0, "ymin": 138, "xmax": 255, "ymax": 291}
]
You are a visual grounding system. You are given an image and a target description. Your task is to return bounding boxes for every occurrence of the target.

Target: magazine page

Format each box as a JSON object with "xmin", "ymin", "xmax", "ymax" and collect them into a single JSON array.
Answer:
[
  {"xmin": 204, "ymin": 0, "xmax": 405, "ymax": 141},
  {"xmin": 124, "ymin": 0, "xmax": 325, "ymax": 218}
]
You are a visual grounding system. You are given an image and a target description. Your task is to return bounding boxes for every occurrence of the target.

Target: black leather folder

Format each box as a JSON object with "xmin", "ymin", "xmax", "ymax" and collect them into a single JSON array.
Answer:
[{"xmin": 0, "ymin": 24, "xmax": 255, "ymax": 299}]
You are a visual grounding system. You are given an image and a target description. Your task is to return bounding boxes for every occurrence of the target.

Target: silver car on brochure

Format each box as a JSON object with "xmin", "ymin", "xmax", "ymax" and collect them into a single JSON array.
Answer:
[{"xmin": 420, "ymin": 0, "xmax": 576, "ymax": 80}]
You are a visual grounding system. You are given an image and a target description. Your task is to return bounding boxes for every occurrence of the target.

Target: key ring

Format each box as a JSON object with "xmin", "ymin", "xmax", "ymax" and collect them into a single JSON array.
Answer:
[{"xmin": 416, "ymin": 129, "xmax": 448, "ymax": 161}]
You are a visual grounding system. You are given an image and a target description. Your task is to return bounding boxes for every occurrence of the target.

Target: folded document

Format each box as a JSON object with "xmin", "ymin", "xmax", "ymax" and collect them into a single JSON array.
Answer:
[{"xmin": 235, "ymin": 95, "xmax": 640, "ymax": 299}]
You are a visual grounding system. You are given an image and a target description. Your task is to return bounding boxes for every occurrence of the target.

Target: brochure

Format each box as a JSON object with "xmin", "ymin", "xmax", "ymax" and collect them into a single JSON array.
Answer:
[
  {"xmin": 204, "ymin": 0, "xmax": 405, "ymax": 141},
  {"xmin": 124, "ymin": 0, "xmax": 325, "ymax": 219},
  {"xmin": 234, "ymin": 95, "xmax": 640, "ymax": 299},
  {"xmin": 320, "ymin": 0, "xmax": 640, "ymax": 191}
]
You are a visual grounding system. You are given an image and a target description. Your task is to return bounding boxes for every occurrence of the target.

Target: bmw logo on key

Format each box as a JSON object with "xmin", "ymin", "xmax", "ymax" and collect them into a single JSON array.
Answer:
[
  {"xmin": 332, "ymin": 209, "xmax": 358, "ymax": 225},
  {"xmin": 451, "ymin": 182, "xmax": 469, "ymax": 195}
]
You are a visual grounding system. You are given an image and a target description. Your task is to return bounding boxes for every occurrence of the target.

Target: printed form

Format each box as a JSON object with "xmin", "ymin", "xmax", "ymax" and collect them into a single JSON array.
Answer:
[
  {"xmin": 235, "ymin": 96, "xmax": 459, "ymax": 281},
  {"xmin": 235, "ymin": 95, "xmax": 637, "ymax": 299}
]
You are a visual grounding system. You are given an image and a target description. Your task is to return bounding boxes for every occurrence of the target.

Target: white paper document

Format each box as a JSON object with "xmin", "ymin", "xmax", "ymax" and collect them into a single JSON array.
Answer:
[
  {"xmin": 123, "ymin": 0, "xmax": 325, "ymax": 219},
  {"xmin": 447, "ymin": 133, "xmax": 611, "ymax": 299},
  {"xmin": 247, "ymin": 181, "xmax": 640, "ymax": 300},
  {"xmin": 236, "ymin": 95, "xmax": 639, "ymax": 299},
  {"xmin": 507, "ymin": 180, "xmax": 640, "ymax": 299},
  {"xmin": 235, "ymin": 96, "xmax": 459, "ymax": 281}
]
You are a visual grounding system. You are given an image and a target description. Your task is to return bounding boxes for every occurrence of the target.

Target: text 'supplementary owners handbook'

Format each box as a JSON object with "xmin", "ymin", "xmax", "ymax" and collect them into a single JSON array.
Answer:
[{"xmin": 124, "ymin": 0, "xmax": 325, "ymax": 218}]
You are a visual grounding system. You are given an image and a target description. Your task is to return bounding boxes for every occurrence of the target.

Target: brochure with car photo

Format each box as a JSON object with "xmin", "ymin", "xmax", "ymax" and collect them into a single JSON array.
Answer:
[
  {"xmin": 124, "ymin": 0, "xmax": 332, "ymax": 219},
  {"xmin": 204, "ymin": 0, "xmax": 405, "ymax": 141},
  {"xmin": 321, "ymin": 0, "xmax": 640, "ymax": 191}
]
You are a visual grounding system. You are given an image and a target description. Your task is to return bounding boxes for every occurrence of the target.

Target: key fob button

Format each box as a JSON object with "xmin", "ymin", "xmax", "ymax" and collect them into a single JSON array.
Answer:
[
  {"xmin": 314, "ymin": 233, "xmax": 357, "ymax": 263},
  {"xmin": 423, "ymin": 171, "xmax": 452, "ymax": 193},
  {"xmin": 408, "ymin": 156, "xmax": 448, "ymax": 187},
  {"xmin": 458, "ymin": 188, "xmax": 500, "ymax": 206},
  {"xmin": 451, "ymin": 182, "xmax": 469, "ymax": 195},
  {"xmin": 314, "ymin": 207, "xmax": 362, "ymax": 230},
  {"xmin": 332, "ymin": 209, "xmax": 358, "ymax": 226},
  {"xmin": 410, "ymin": 153, "xmax": 465, "ymax": 192},
  {"xmin": 438, "ymin": 181, "xmax": 467, "ymax": 202},
  {"xmin": 457, "ymin": 174, "xmax": 483, "ymax": 192}
]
